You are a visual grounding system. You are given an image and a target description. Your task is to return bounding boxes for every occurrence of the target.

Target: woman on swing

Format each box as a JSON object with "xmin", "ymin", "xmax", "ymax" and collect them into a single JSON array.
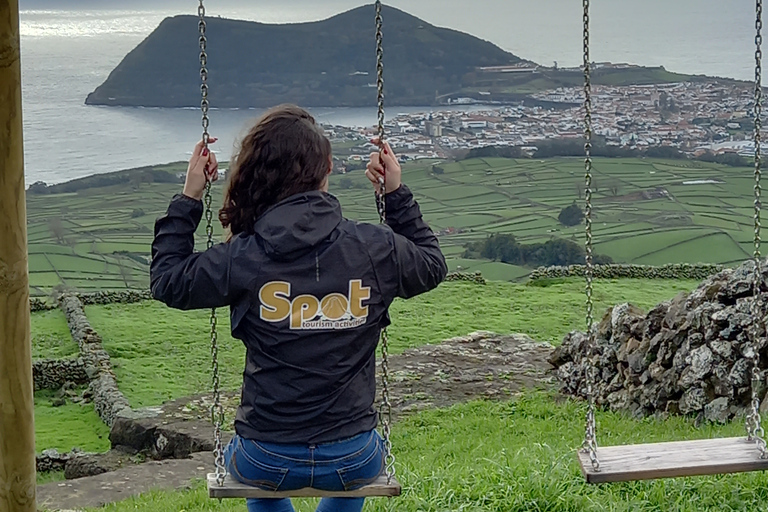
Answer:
[{"xmin": 150, "ymin": 104, "xmax": 447, "ymax": 512}]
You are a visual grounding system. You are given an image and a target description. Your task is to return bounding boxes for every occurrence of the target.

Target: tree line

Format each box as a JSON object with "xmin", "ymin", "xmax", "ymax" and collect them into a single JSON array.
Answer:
[
  {"xmin": 463, "ymin": 234, "xmax": 614, "ymax": 267},
  {"xmin": 461, "ymin": 138, "xmax": 751, "ymax": 167},
  {"xmin": 28, "ymin": 168, "xmax": 183, "ymax": 195}
]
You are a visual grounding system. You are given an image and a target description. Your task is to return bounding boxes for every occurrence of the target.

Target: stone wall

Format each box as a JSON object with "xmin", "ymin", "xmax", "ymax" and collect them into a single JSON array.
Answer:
[
  {"xmin": 36, "ymin": 448, "xmax": 133, "ymax": 479},
  {"xmin": 77, "ymin": 290, "xmax": 153, "ymax": 306},
  {"xmin": 445, "ymin": 271, "xmax": 486, "ymax": 284},
  {"xmin": 59, "ymin": 294, "xmax": 132, "ymax": 426},
  {"xmin": 33, "ymin": 358, "xmax": 89, "ymax": 391},
  {"xmin": 30, "ymin": 291, "xmax": 153, "ymax": 312},
  {"xmin": 36, "ymin": 449, "xmax": 82, "ymax": 473},
  {"xmin": 530, "ymin": 263, "xmax": 723, "ymax": 281},
  {"xmin": 549, "ymin": 260, "xmax": 768, "ymax": 423},
  {"xmin": 30, "ymin": 297, "xmax": 57, "ymax": 312}
]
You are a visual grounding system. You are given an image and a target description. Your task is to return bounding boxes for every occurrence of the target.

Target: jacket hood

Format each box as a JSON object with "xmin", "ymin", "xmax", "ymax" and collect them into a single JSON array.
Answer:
[{"xmin": 254, "ymin": 192, "xmax": 342, "ymax": 261}]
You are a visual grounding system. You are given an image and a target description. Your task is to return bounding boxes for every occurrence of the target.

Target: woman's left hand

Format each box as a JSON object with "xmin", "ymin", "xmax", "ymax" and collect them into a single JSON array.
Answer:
[{"xmin": 183, "ymin": 137, "xmax": 219, "ymax": 200}]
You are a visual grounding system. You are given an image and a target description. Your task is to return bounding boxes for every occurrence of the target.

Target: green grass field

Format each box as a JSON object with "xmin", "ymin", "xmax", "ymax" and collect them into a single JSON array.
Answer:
[
  {"xmin": 35, "ymin": 390, "xmax": 111, "ymax": 453},
  {"xmin": 25, "ymin": 156, "xmax": 758, "ymax": 293},
  {"xmin": 80, "ymin": 279, "xmax": 698, "ymax": 409},
  {"xmin": 35, "ymin": 279, "xmax": 699, "ymax": 452},
  {"xmin": 33, "ymin": 279, "xmax": 768, "ymax": 511},
  {"xmin": 31, "ymin": 309, "xmax": 112, "ymax": 454},
  {"xmin": 31, "ymin": 308, "xmax": 77, "ymax": 360},
  {"xmin": 26, "ymin": 153, "xmax": 768, "ymax": 510},
  {"xmin": 80, "ymin": 396, "xmax": 768, "ymax": 512}
]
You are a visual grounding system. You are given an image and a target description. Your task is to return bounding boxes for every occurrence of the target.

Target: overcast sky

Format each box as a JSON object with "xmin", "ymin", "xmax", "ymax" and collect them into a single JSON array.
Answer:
[
  {"xmin": 20, "ymin": 0, "xmax": 285, "ymax": 7},
  {"xmin": 19, "ymin": 0, "xmax": 747, "ymax": 10},
  {"xmin": 21, "ymin": 0, "xmax": 188, "ymax": 6}
]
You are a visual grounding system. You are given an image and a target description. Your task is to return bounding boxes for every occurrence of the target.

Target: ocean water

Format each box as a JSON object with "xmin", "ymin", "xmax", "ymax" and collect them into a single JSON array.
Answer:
[{"xmin": 18, "ymin": 0, "xmax": 760, "ymax": 184}]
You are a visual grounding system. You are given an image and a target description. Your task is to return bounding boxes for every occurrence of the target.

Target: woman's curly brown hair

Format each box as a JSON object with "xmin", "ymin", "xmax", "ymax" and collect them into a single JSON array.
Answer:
[{"xmin": 219, "ymin": 104, "xmax": 332, "ymax": 236}]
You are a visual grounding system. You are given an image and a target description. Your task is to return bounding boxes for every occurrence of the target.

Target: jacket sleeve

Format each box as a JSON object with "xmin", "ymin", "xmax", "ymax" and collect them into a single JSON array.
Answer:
[
  {"xmin": 150, "ymin": 194, "xmax": 250, "ymax": 310},
  {"xmin": 381, "ymin": 184, "xmax": 447, "ymax": 298}
]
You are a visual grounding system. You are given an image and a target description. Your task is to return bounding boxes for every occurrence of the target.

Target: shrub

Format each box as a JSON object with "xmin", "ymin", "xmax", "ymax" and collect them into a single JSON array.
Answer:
[{"xmin": 558, "ymin": 202, "xmax": 584, "ymax": 227}]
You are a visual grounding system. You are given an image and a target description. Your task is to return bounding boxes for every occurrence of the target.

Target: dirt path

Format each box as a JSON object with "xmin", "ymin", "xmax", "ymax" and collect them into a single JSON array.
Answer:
[
  {"xmin": 37, "ymin": 332, "xmax": 555, "ymax": 511},
  {"xmin": 37, "ymin": 452, "xmax": 209, "ymax": 511}
]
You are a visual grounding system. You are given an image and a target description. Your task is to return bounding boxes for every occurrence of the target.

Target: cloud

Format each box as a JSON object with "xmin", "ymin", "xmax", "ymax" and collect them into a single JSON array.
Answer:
[{"xmin": 21, "ymin": 0, "xmax": 190, "ymax": 7}]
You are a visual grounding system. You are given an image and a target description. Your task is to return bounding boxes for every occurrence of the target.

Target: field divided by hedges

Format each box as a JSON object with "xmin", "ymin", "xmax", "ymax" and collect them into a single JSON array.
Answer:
[{"xmin": 25, "ymin": 157, "xmax": 760, "ymax": 294}]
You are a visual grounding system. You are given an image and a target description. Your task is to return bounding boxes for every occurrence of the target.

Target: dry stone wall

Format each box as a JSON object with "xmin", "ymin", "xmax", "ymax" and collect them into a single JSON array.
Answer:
[
  {"xmin": 58, "ymin": 294, "xmax": 132, "ymax": 426},
  {"xmin": 33, "ymin": 358, "xmax": 89, "ymax": 391},
  {"xmin": 530, "ymin": 263, "xmax": 723, "ymax": 281},
  {"xmin": 76, "ymin": 290, "xmax": 153, "ymax": 306},
  {"xmin": 29, "ymin": 291, "xmax": 152, "ymax": 312},
  {"xmin": 549, "ymin": 260, "xmax": 768, "ymax": 423},
  {"xmin": 36, "ymin": 448, "xmax": 83, "ymax": 473},
  {"xmin": 30, "ymin": 297, "xmax": 57, "ymax": 312},
  {"xmin": 444, "ymin": 271, "xmax": 486, "ymax": 284}
]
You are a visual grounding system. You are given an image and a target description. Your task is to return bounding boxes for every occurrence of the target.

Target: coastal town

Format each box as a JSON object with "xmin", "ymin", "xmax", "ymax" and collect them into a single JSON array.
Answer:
[{"xmin": 326, "ymin": 80, "xmax": 762, "ymax": 163}]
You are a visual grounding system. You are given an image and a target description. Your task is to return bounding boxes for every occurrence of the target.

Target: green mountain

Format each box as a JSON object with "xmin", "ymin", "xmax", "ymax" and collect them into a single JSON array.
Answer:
[{"xmin": 85, "ymin": 4, "xmax": 524, "ymax": 108}]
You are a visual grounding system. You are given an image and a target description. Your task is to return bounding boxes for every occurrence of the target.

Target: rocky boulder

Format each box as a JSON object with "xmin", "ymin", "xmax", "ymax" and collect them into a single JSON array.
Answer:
[{"xmin": 110, "ymin": 408, "xmax": 223, "ymax": 459}]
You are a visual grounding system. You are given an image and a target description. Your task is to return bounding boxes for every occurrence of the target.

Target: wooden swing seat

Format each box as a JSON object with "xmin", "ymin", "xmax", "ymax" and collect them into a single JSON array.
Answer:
[
  {"xmin": 207, "ymin": 473, "xmax": 402, "ymax": 499},
  {"xmin": 578, "ymin": 436, "xmax": 768, "ymax": 484}
]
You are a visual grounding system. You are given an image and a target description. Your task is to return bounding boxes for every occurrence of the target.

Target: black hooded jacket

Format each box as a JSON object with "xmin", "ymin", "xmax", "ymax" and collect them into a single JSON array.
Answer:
[{"xmin": 150, "ymin": 185, "xmax": 447, "ymax": 443}]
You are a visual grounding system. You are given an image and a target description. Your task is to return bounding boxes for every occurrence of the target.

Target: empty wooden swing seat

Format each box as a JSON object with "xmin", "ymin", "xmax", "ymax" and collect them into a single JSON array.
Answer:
[
  {"xmin": 577, "ymin": 437, "xmax": 768, "ymax": 484},
  {"xmin": 207, "ymin": 473, "xmax": 402, "ymax": 499}
]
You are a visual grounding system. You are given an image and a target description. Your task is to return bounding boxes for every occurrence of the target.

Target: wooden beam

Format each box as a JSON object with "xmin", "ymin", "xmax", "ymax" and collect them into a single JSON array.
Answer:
[
  {"xmin": 208, "ymin": 473, "xmax": 402, "ymax": 499},
  {"xmin": 0, "ymin": 1, "xmax": 35, "ymax": 511},
  {"xmin": 578, "ymin": 437, "xmax": 768, "ymax": 484}
]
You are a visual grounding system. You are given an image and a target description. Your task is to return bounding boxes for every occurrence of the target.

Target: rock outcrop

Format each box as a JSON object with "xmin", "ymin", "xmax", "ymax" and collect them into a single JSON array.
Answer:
[{"xmin": 110, "ymin": 408, "xmax": 220, "ymax": 460}]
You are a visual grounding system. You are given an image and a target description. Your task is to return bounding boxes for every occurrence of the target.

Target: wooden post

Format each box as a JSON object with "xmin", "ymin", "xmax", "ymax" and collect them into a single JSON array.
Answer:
[{"xmin": 0, "ymin": 1, "xmax": 36, "ymax": 511}]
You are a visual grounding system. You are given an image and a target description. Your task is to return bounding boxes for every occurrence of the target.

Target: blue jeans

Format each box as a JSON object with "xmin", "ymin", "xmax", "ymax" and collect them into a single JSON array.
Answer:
[{"xmin": 223, "ymin": 429, "xmax": 385, "ymax": 512}]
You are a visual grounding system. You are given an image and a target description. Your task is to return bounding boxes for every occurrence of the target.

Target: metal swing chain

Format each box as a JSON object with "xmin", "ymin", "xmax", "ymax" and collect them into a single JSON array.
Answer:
[
  {"xmin": 374, "ymin": 0, "xmax": 387, "ymax": 222},
  {"xmin": 747, "ymin": 0, "xmax": 768, "ymax": 459},
  {"xmin": 199, "ymin": 0, "xmax": 226, "ymax": 487},
  {"xmin": 580, "ymin": 0, "xmax": 600, "ymax": 471},
  {"xmin": 374, "ymin": 0, "xmax": 396, "ymax": 485}
]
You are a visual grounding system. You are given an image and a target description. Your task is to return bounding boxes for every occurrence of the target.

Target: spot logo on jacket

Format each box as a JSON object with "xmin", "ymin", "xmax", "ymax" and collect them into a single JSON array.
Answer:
[{"xmin": 259, "ymin": 280, "xmax": 371, "ymax": 330}]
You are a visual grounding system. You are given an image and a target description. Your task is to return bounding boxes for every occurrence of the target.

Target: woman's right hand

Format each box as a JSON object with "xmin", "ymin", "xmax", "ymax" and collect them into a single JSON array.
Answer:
[
  {"xmin": 183, "ymin": 137, "xmax": 219, "ymax": 201},
  {"xmin": 366, "ymin": 138, "xmax": 401, "ymax": 194}
]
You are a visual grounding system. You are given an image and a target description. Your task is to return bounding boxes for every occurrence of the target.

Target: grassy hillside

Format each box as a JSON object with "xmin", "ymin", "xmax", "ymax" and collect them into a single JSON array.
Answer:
[
  {"xmin": 82, "ymin": 279, "xmax": 697, "ymax": 408},
  {"xmin": 32, "ymin": 277, "xmax": 768, "ymax": 510},
  {"xmin": 33, "ymin": 278, "xmax": 699, "ymax": 453},
  {"xmin": 456, "ymin": 65, "xmax": 696, "ymax": 102},
  {"xmin": 400, "ymin": 157, "xmax": 758, "ymax": 266},
  {"xmin": 25, "ymin": 156, "xmax": 757, "ymax": 295},
  {"xmin": 33, "ymin": 280, "xmax": 768, "ymax": 511},
  {"xmin": 79, "ymin": 396, "xmax": 768, "ymax": 512}
]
